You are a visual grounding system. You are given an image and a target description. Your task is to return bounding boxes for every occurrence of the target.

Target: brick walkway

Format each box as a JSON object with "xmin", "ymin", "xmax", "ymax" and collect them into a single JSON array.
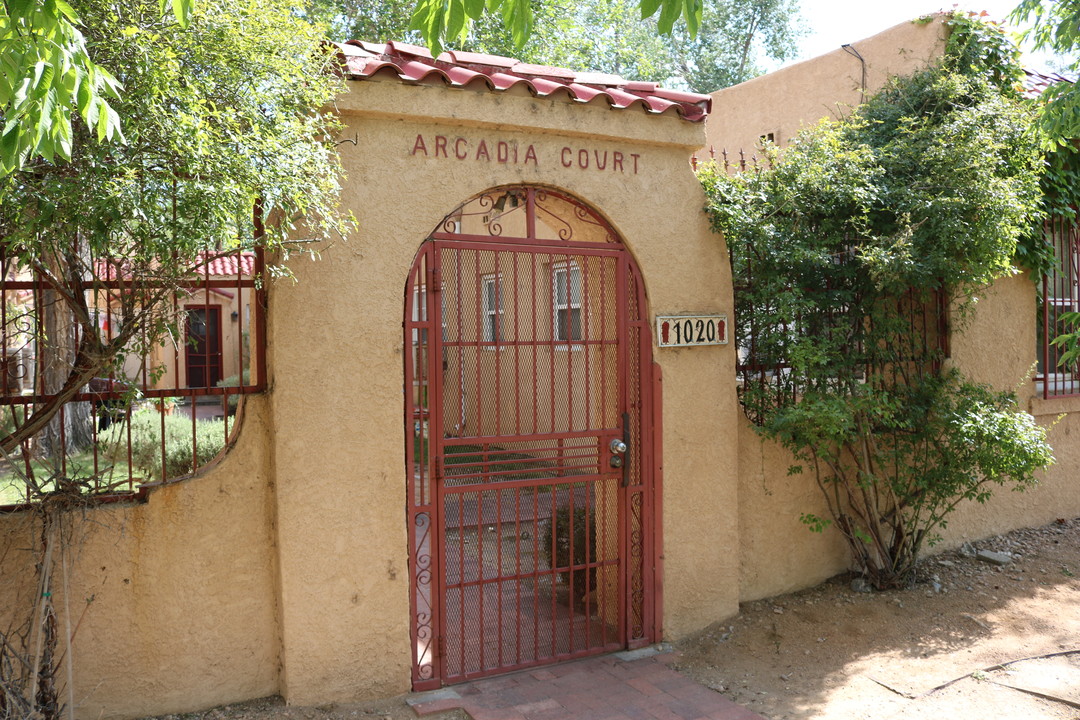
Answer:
[{"xmin": 406, "ymin": 648, "xmax": 766, "ymax": 720}]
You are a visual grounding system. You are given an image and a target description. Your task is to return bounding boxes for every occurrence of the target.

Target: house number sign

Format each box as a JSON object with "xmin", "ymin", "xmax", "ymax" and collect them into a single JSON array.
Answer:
[{"xmin": 656, "ymin": 315, "xmax": 728, "ymax": 348}]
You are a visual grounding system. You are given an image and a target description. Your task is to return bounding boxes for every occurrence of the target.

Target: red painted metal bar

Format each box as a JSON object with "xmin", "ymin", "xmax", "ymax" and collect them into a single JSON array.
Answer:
[
  {"xmin": 428, "ymin": 244, "xmax": 448, "ymax": 685},
  {"xmin": 615, "ymin": 250, "xmax": 630, "ymax": 646},
  {"xmin": 433, "ymin": 239, "xmax": 621, "ymax": 261},
  {"xmin": 405, "ymin": 256, "xmax": 421, "ymax": 683}
]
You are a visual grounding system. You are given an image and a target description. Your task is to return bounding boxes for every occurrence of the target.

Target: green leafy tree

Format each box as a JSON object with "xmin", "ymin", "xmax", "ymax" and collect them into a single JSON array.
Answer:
[
  {"xmin": 668, "ymin": 0, "xmax": 801, "ymax": 91},
  {"xmin": 1, "ymin": 4, "xmax": 349, "ymax": 705},
  {"xmin": 299, "ymin": 0, "xmax": 420, "ymax": 46},
  {"xmin": 309, "ymin": 0, "xmax": 800, "ymax": 92},
  {"xmin": 0, "ymin": 0, "xmax": 196, "ymax": 174},
  {"xmin": 1011, "ymin": 0, "xmax": 1080, "ymax": 142},
  {"xmin": 0, "ymin": 0, "xmax": 351, "ymax": 459},
  {"xmin": 1007, "ymin": 3, "xmax": 1080, "ymax": 376},
  {"xmin": 468, "ymin": 0, "xmax": 678, "ymax": 83},
  {"xmin": 700, "ymin": 15, "xmax": 1054, "ymax": 589}
]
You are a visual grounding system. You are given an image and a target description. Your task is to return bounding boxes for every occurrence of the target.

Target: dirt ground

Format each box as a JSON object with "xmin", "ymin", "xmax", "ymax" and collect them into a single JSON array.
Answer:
[
  {"xmin": 676, "ymin": 516, "xmax": 1080, "ymax": 719},
  {"xmin": 146, "ymin": 517, "xmax": 1080, "ymax": 720}
]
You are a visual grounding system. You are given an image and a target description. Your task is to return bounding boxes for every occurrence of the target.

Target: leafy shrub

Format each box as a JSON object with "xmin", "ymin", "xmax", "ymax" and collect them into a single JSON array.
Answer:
[
  {"xmin": 101, "ymin": 407, "xmax": 227, "ymax": 482},
  {"xmin": 699, "ymin": 14, "xmax": 1054, "ymax": 589},
  {"xmin": 216, "ymin": 368, "xmax": 251, "ymax": 412},
  {"xmin": 540, "ymin": 504, "xmax": 596, "ymax": 605}
]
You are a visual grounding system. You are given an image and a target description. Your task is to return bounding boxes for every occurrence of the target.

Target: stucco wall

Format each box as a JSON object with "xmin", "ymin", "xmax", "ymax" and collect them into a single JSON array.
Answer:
[
  {"xmin": 704, "ymin": 16, "xmax": 947, "ymax": 157},
  {"xmin": 267, "ymin": 77, "xmax": 736, "ymax": 705},
  {"xmin": 0, "ymin": 397, "xmax": 278, "ymax": 720},
  {"xmin": 735, "ymin": 419, "xmax": 850, "ymax": 601},
  {"xmin": 944, "ymin": 273, "xmax": 1080, "ymax": 543}
]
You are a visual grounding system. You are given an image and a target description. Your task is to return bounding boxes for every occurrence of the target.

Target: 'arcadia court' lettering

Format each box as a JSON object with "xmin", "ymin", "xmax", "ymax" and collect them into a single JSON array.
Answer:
[{"xmin": 410, "ymin": 134, "xmax": 641, "ymax": 174}]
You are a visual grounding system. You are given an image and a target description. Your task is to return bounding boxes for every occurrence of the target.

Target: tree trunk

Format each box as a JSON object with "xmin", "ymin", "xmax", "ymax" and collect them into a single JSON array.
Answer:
[{"xmin": 37, "ymin": 290, "xmax": 93, "ymax": 464}]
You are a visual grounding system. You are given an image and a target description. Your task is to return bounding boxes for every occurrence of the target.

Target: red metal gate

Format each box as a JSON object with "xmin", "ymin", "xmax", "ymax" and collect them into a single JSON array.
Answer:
[{"xmin": 405, "ymin": 187, "xmax": 656, "ymax": 688}]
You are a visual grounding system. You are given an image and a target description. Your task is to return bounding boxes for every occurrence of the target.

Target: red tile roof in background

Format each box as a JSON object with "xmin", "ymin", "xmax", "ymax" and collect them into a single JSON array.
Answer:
[
  {"xmin": 195, "ymin": 252, "xmax": 255, "ymax": 277},
  {"xmin": 336, "ymin": 41, "xmax": 712, "ymax": 124},
  {"xmin": 94, "ymin": 252, "xmax": 255, "ymax": 280},
  {"xmin": 1024, "ymin": 69, "xmax": 1075, "ymax": 99}
]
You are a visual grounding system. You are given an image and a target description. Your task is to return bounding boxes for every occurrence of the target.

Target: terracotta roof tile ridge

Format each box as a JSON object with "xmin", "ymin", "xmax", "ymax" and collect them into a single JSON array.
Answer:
[
  {"xmin": 649, "ymin": 86, "xmax": 713, "ymax": 104},
  {"xmin": 385, "ymin": 40, "xmax": 434, "ymax": 59},
  {"xmin": 511, "ymin": 63, "xmax": 578, "ymax": 81},
  {"xmin": 1024, "ymin": 68, "xmax": 1075, "ymax": 84},
  {"xmin": 572, "ymin": 70, "xmax": 628, "ymax": 87},
  {"xmin": 439, "ymin": 49, "xmax": 520, "ymax": 69},
  {"xmin": 336, "ymin": 38, "xmax": 711, "ymax": 122},
  {"xmin": 1022, "ymin": 68, "xmax": 1076, "ymax": 99}
]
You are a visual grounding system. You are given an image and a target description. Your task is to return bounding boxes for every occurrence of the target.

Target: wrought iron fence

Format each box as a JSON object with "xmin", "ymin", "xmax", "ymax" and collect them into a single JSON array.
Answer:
[{"xmin": 0, "ymin": 248, "xmax": 267, "ymax": 510}]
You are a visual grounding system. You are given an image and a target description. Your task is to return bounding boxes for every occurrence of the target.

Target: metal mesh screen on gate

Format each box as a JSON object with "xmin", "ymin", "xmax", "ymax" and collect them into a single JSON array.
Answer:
[{"xmin": 405, "ymin": 187, "xmax": 655, "ymax": 688}]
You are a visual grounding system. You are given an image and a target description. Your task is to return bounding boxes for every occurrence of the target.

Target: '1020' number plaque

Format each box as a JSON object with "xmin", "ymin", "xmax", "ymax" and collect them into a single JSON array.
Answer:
[{"xmin": 656, "ymin": 315, "xmax": 728, "ymax": 348}]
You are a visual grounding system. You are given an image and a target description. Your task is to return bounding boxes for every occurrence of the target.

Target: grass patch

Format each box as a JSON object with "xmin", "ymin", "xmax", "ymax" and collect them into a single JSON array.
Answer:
[
  {"xmin": 0, "ymin": 448, "xmax": 136, "ymax": 505},
  {"xmin": 0, "ymin": 407, "xmax": 228, "ymax": 505}
]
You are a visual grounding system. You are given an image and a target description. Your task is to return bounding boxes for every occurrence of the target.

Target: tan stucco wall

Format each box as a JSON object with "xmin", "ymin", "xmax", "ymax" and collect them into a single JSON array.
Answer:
[
  {"xmin": 943, "ymin": 273, "xmax": 1080, "ymax": 544},
  {"xmin": 704, "ymin": 16, "xmax": 947, "ymax": 157},
  {"xmin": 266, "ymin": 77, "xmax": 736, "ymax": 705},
  {"xmin": 0, "ymin": 396, "xmax": 278, "ymax": 719},
  {"xmin": 735, "ymin": 419, "xmax": 850, "ymax": 601}
]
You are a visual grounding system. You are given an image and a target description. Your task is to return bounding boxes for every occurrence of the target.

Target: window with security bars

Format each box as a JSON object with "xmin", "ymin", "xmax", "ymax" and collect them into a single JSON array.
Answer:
[
  {"xmin": 1038, "ymin": 217, "xmax": 1080, "ymax": 398},
  {"xmin": 481, "ymin": 273, "xmax": 502, "ymax": 343},
  {"xmin": 552, "ymin": 262, "xmax": 582, "ymax": 343}
]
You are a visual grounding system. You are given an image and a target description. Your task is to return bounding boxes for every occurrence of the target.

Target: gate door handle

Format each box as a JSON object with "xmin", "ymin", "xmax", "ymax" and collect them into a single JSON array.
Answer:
[{"xmin": 614, "ymin": 412, "xmax": 631, "ymax": 486}]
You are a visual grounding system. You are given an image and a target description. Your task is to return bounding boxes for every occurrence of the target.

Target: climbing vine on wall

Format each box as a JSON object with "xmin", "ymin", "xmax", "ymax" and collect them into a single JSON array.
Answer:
[{"xmin": 699, "ymin": 12, "xmax": 1055, "ymax": 589}]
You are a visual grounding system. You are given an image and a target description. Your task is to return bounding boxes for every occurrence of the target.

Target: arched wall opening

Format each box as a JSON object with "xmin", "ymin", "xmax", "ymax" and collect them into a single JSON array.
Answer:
[{"xmin": 403, "ymin": 185, "xmax": 660, "ymax": 688}]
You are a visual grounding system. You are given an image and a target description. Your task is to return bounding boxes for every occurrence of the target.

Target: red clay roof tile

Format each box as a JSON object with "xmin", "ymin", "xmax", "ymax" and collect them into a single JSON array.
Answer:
[
  {"xmin": 512, "ymin": 63, "xmax": 578, "ymax": 80},
  {"xmin": 1024, "ymin": 69, "xmax": 1075, "ymax": 99},
  {"xmin": 442, "ymin": 49, "xmax": 519, "ymax": 68},
  {"xmin": 337, "ymin": 41, "xmax": 711, "ymax": 123},
  {"xmin": 93, "ymin": 252, "xmax": 255, "ymax": 281}
]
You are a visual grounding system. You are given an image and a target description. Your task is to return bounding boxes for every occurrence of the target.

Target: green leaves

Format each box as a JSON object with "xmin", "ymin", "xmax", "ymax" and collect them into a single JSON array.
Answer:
[
  {"xmin": 166, "ymin": 0, "xmax": 193, "ymax": 28},
  {"xmin": 699, "ymin": 15, "xmax": 1052, "ymax": 588},
  {"xmin": 407, "ymin": 0, "xmax": 707, "ymax": 57},
  {"xmin": 0, "ymin": 1, "xmax": 120, "ymax": 174},
  {"xmin": 639, "ymin": 0, "xmax": 700, "ymax": 36},
  {"xmin": 1, "ymin": 0, "xmax": 352, "ymax": 289},
  {"xmin": 0, "ymin": 0, "xmax": 194, "ymax": 176},
  {"xmin": 409, "ymin": 0, "xmax": 500, "ymax": 54},
  {"xmin": 1011, "ymin": 0, "xmax": 1080, "ymax": 141}
]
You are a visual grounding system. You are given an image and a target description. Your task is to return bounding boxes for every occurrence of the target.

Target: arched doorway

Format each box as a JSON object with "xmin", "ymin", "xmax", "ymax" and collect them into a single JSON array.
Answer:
[{"xmin": 404, "ymin": 186, "xmax": 658, "ymax": 688}]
